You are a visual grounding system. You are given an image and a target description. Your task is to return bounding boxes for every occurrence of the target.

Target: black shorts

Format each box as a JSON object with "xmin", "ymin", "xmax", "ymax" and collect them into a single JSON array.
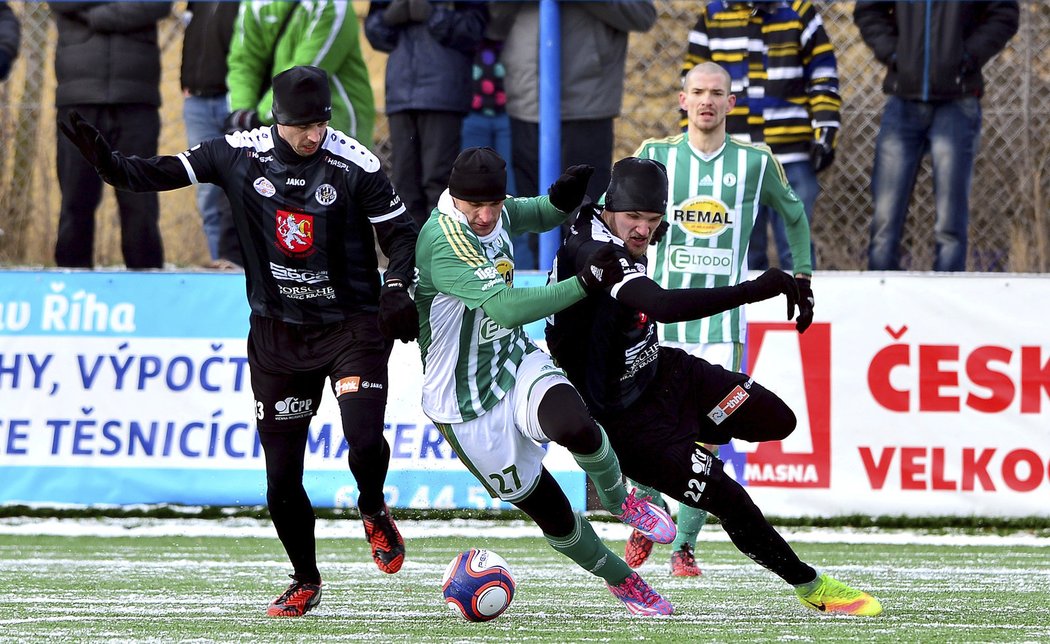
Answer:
[
  {"xmin": 599, "ymin": 346, "xmax": 795, "ymax": 506},
  {"xmin": 248, "ymin": 313, "xmax": 393, "ymax": 432}
]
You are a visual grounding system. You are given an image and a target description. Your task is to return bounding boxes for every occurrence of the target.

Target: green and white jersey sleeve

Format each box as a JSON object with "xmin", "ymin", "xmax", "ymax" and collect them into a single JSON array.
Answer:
[
  {"xmin": 414, "ymin": 192, "xmax": 539, "ymax": 423},
  {"xmin": 638, "ymin": 133, "xmax": 808, "ymax": 344}
]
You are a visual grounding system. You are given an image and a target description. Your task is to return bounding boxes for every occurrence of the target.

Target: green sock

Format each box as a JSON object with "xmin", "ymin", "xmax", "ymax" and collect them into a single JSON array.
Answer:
[
  {"xmin": 544, "ymin": 512, "xmax": 633, "ymax": 585},
  {"xmin": 627, "ymin": 481, "xmax": 669, "ymax": 512},
  {"xmin": 571, "ymin": 427, "xmax": 627, "ymax": 515},
  {"xmin": 671, "ymin": 504, "xmax": 708, "ymax": 551}
]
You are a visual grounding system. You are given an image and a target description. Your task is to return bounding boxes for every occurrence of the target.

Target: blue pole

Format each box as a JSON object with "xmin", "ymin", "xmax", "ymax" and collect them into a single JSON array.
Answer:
[{"xmin": 538, "ymin": 0, "xmax": 561, "ymax": 271}]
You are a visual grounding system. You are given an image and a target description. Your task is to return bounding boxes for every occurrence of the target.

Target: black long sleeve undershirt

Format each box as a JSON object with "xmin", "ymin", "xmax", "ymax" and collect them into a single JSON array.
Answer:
[{"xmin": 614, "ymin": 274, "xmax": 755, "ymax": 324}]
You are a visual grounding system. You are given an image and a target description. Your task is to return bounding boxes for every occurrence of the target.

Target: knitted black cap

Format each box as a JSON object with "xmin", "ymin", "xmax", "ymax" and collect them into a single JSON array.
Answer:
[
  {"xmin": 271, "ymin": 66, "xmax": 333, "ymax": 126},
  {"xmin": 449, "ymin": 147, "xmax": 507, "ymax": 202},
  {"xmin": 605, "ymin": 157, "xmax": 669, "ymax": 213}
]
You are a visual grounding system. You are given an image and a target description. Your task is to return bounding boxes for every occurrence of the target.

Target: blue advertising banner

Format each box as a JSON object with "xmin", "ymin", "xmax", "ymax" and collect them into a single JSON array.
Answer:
[{"xmin": 0, "ymin": 270, "xmax": 584, "ymax": 509}]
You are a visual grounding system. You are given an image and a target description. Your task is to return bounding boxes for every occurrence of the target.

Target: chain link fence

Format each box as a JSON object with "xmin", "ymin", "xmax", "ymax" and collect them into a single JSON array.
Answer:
[{"xmin": 1, "ymin": 1, "xmax": 1047, "ymax": 271}]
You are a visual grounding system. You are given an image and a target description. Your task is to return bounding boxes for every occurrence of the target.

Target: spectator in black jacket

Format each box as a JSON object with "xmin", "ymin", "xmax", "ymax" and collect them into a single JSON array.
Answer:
[
  {"xmin": 50, "ymin": 1, "xmax": 172, "ymax": 269},
  {"xmin": 181, "ymin": 1, "xmax": 242, "ymax": 268},
  {"xmin": 0, "ymin": 1, "xmax": 19, "ymax": 82},
  {"xmin": 364, "ymin": 0, "xmax": 487, "ymax": 229},
  {"xmin": 855, "ymin": 0, "xmax": 1019, "ymax": 272}
]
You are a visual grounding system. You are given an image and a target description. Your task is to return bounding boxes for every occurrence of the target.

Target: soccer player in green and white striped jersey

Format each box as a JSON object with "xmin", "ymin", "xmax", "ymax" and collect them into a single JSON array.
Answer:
[
  {"xmin": 623, "ymin": 62, "xmax": 815, "ymax": 577},
  {"xmin": 413, "ymin": 147, "xmax": 678, "ymax": 616}
]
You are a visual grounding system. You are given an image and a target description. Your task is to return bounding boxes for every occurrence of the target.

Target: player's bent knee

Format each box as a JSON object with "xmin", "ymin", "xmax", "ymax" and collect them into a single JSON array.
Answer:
[{"xmin": 537, "ymin": 383, "xmax": 600, "ymax": 453}]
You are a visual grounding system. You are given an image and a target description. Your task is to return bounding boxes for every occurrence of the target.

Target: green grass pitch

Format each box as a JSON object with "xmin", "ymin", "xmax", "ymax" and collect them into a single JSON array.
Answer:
[{"xmin": 0, "ymin": 521, "xmax": 1048, "ymax": 642}]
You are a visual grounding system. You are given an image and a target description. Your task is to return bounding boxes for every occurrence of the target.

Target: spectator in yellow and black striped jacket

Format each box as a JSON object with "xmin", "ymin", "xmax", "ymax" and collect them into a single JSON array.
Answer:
[{"xmin": 683, "ymin": 0, "xmax": 840, "ymax": 272}]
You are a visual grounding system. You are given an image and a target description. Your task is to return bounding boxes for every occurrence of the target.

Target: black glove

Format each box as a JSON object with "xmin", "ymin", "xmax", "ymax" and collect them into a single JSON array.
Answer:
[
  {"xmin": 378, "ymin": 278, "xmax": 419, "ymax": 343},
  {"xmin": 794, "ymin": 276, "xmax": 814, "ymax": 333},
  {"xmin": 58, "ymin": 111, "xmax": 117, "ymax": 180},
  {"xmin": 576, "ymin": 244, "xmax": 626, "ymax": 293},
  {"xmin": 810, "ymin": 126, "xmax": 837, "ymax": 174},
  {"xmin": 382, "ymin": 0, "xmax": 412, "ymax": 25},
  {"xmin": 547, "ymin": 164, "xmax": 594, "ymax": 213},
  {"xmin": 408, "ymin": 0, "xmax": 432, "ymax": 22},
  {"xmin": 0, "ymin": 50, "xmax": 11, "ymax": 82},
  {"xmin": 224, "ymin": 109, "xmax": 262, "ymax": 135},
  {"xmin": 649, "ymin": 220, "xmax": 670, "ymax": 245},
  {"xmin": 741, "ymin": 268, "xmax": 799, "ymax": 321}
]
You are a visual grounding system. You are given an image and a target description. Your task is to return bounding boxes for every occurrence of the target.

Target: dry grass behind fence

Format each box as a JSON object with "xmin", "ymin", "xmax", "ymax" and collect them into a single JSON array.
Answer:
[{"xmin": 0, "ymin": 1, "xmax": 1047, "ymax": 271}]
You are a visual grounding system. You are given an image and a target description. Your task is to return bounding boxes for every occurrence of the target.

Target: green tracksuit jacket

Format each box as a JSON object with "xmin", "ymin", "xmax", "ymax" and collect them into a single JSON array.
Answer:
[{"xmin": 227, "ymin": 0, "xmax": 376, "ymax": 145}]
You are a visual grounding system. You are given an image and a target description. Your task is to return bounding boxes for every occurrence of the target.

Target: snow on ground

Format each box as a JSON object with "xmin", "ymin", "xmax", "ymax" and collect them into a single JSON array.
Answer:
[{"xmin": 0, "ymin": 516, "xmax": 1047, "ymax": 547}]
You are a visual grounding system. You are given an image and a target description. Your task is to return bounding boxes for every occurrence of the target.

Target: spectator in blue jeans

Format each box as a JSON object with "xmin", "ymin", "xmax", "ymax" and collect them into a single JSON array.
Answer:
[
  {"xmin": 683, "ymin": 1, "xmax": 840, "ymax": 273},
  {"xmin": 854, "ymin": 0, "xmax": 1019, "ymax": 272},
  {"xmin": 180, "ymin": 1, "xmax": 241, "ymax": 267}
]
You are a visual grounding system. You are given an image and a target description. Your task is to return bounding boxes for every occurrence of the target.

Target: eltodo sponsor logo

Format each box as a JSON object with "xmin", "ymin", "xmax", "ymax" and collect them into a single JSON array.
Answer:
[{"xmin": 669, "ymin": 245, "xmax": 734, "ymax": 275}]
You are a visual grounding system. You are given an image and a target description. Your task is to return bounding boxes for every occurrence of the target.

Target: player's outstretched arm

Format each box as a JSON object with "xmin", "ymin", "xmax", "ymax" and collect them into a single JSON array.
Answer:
[
  {"xmin": 481, "ymin": 245, "xmax": 624, "ymax": 329},
  {"xmin": 615, "ymin": 268, "xmax": 799, "ymax": 324},
  {"xmin": 59, "ymin": 111, "xmax": 194, "ymax": 193}
]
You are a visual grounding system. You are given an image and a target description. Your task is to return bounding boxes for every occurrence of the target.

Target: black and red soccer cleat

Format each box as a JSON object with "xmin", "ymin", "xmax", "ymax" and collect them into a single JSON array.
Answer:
[
  {"xmin": 267, "ymin": 576, "xmax": 322, "ymax": 617},
  {"xmin": 362, "ymin": 504, "xmax": 405, "ymax": 574},
  {"xmin": 625, "ymin": 527, "xmax": 655, "ymax": 569}
]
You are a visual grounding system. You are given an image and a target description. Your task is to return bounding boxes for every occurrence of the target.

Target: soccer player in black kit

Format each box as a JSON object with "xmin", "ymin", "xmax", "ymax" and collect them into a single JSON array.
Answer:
[
  {"xmin": 546, "ymin": 157, "xmax": 884, "ymax": 616},
  {"xmin": 61, "ymin": 66, "xmax": 419, "ymax": 617}
]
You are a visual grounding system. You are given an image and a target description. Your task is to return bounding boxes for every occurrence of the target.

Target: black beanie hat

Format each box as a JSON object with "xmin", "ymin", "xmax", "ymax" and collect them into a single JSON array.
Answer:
[
  {"xmin": 605, "ymin": 157, "xmax": 669, "ymax": 213},
  {"xmin": 271, "ymin": 66, "xmax": 333, "ymax": 126},
  {"xmin": 449, "ymin": 147, "xmax": 508, "ymax": 202}
]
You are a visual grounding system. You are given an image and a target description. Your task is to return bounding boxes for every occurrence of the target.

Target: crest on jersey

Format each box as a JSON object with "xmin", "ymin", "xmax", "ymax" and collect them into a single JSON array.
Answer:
[
  {"xmin": 315, "ymin": 183, "xmax": 337, "ymax": 206},
  {"xmin": 254, "ymin": 177, "xmax": 276, "ymax": 197},
  {"xmin": 671, "ymin": 196, "xmax": 734, "ymax": 238},
  {"xmin": 493, "ymin": 257, "xmax": 514, "ymax": 286},
  {"xmin": 275, "ymin": 210, "xmax": 314, "ymax": 256}
]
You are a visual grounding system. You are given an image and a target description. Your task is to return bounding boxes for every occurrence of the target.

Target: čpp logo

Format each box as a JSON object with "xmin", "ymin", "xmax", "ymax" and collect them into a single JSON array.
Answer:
[
  {"xmin": 720, "ymin": 322, "xmax": 831, "ymax": 488},
  {"xmin": 274, "ymin": 396, "xmax": 313, "ymax": 420}
]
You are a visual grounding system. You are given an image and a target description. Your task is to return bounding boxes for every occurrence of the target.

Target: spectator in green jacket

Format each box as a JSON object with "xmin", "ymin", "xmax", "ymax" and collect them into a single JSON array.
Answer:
[{"xmin": 225, "ymin": 0, "xmax": 376, "ymax": 147}]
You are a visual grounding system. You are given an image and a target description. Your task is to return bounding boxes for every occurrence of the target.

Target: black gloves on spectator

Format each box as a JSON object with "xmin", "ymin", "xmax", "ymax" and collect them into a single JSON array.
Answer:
[
  {"xmin": 224, "ymin": 109, "xmax": 262, "ymax": 135},
  {"xmin": 378, "ymin": 278, "xmax": 419, "ymax": 343},
  {"xmin": 547, "ymin": 164, "xmax": 594, "ymax": 213},
  {"xmin": 59, "ymin": 111, "xmax": 117, "ymax": 181},
  {"xmin": 740, "ymin": 268, "xmax": 799, "ymax": 321},
  {"xmin": 0, "ymin": 51, "xmax": 11, "ymax": 82},
  {"xmin": 383, "ymin": 0, "xmax": 431, "ymax": 25},
  {"xmin": 576, "ymin": 244, "xmax": 625, "ymax": 293},
  {"xmin": 649, "ymin": 220, "xmax": 670, "ymax": 245},
  {"xmin": 810, "ymin": 126, "xmax": 837, "ymax": 174},
  {"xmin": 794, "ymin": 276, "xmax": 814, "ymax": 333}
]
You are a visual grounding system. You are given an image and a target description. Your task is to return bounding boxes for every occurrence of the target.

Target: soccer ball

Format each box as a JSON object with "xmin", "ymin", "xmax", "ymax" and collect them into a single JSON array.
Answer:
[{"xmin": 441, "ymin": 548, "xmax": 516, "ymax": 622}]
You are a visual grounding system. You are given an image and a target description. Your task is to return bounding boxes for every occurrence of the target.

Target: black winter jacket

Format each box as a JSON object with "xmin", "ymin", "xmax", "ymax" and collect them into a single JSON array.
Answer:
[
  {"xmin": 853, "ymin": 0, "xmax": 1019, "ymax": 101},
  {"xmin": 50, "ymin": 1, "xmax": 172, "ymax": 107},
  {"xmin": 364, "ymin": 2, "xmax": 487, "ymax": 114},
  {"xmin": 180, "ymin": 1, "xmax": 239, "ymax": 97},
  {"xmin": 0, "ymin": 1, "xmax": 19, "ymax": 64}
]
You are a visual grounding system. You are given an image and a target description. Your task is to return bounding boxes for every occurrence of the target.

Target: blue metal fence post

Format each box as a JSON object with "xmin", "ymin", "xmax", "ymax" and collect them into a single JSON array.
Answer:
[{"xmin": 537, "ymin": 0, "xmax": 561, "ymax": 271}]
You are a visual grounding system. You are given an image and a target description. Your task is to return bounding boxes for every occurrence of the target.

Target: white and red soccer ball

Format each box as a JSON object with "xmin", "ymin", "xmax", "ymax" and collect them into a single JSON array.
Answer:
[{"xmin": 441, "ymin": 548, "xmax": 516, "ymax": 622}]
